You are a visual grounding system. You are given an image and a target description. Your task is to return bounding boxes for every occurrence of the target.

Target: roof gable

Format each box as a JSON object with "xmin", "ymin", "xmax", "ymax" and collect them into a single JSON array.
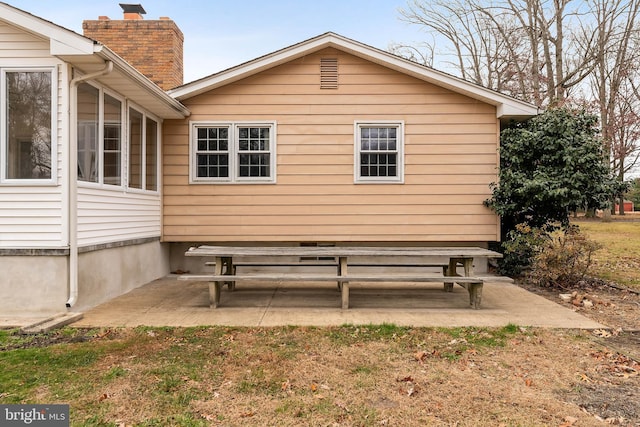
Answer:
[
  {"xmin": 169, "ymin": 32, "xmax": 538, "ymax": 120},
  {"xmin": 0, "ymin": 2, "xmax": 95, "ymax": 55},
  {"xmin": 0, "ymin": 2, "xmax": 189, "ymax": 119}
]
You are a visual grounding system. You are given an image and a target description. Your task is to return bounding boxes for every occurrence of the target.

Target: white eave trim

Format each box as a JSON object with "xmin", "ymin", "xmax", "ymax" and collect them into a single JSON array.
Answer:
[
  {"xmin": 1, "ymin": 3, "xmax": 95, "ymax": 55},
  {"xmin": 94, "ymin": 47, "xmax": 191, "ymax": 118},
  {"xmin": 170, "ymin": 32, "xmax": 539, "ymax": 119},
  {"xmin": 1, "ymin": 2, "xmax": 190, "ymax": 119},
  {"xmin": 50, "ymin": 38, "xmax": 95, "ymax": 56}
]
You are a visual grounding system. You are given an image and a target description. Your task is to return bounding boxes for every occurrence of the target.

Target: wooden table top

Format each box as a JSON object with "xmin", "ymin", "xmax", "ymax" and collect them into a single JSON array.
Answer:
[{"xmin": 186, "ymin": 245, "xmax": 503, "ymax": 258}]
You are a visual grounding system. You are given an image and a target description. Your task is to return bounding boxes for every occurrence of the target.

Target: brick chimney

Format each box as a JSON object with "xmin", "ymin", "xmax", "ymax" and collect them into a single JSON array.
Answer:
[{"xmin": 82, "ymin": 4, "xmax": 184, "ymax": 90}]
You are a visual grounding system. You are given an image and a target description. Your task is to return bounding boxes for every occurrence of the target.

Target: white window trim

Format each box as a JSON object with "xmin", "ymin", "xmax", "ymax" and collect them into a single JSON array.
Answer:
[
  {"xmin": 190, "ymin": 120, "xmax": 277, "ymax": 184},
  {"xmin": 125, "ymin": 102, "xmax": 161, "ymax": 194},
  {"xmin": 0, "ymin": 67, "xmax": 57, "ymax": 185},
  {"xmin": 354, "ymin": 120, "xmax": 404, "ymax": 184},
  {"xmin": 76, "ymin": 83, "xmax": 127, "ymax": 190},
  {"xmin": 101, "ymin": 88, "xmax": 126, "ymax": 189}
]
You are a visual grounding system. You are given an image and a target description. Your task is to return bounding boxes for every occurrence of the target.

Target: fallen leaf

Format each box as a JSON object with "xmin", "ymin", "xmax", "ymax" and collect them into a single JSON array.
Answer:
[
  {"xmin": 559, "ymin": 415, "xmax": 577, "ymax": 426},
  {"xmin": 407, "ymin": 383, "xmax": 417, "ymax": 397},
  {"xmin": 593, "ymin": 329, "xmax": 612, "ymax": 338},
  {"xmin": 335, "ymin": 401, "xmax": 349, "ymax": 412},
  {"xmin": 579, "ymin": 373, "xmax": 593, "ymax": 383},
  {"xmin": 414, "ymin": 351, "xmax": 428, "ymax": 362},
  {"xmin": 200, "ymin": 413, "xmax": 216, "ymax": 421}
]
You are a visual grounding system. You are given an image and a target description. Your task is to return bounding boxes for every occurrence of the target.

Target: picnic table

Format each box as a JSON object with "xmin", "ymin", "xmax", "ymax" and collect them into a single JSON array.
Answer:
[{"xmin": 180, "ymin": 245, "xmax": 502, "ymax": 309}]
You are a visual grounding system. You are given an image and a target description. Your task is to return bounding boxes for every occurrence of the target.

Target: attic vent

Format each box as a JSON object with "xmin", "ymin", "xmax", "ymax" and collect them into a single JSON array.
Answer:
[{"xmin": 320, "ymin": 58, "xmax": 338, "ymax": 89}]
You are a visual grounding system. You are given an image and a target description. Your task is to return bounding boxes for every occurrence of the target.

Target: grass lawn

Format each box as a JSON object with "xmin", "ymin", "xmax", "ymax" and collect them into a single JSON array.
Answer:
[
  {"xmin": 1, "ymin": 219, "xmax": 639, "ymax": 426},
  {"xmin": 0, "ymin": 325, "xmax": 620, "ymax": 426},
  {"xmin": 573, "ymin": 216, "xmax": 640, "ymax": 290}
]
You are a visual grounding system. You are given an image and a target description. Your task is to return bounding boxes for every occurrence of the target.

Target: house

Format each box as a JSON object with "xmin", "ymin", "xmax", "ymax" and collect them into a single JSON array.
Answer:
[
  {"xmin": 0, "ymin": 2, "xmax": 538, "ymax": 318},
  {"xmin": 163, "ymin": 33, "xmax": 539, "ymax": 273},
  {"xmin": 615, "ymin": 201, "xmax": 635, "ymax": 213}
]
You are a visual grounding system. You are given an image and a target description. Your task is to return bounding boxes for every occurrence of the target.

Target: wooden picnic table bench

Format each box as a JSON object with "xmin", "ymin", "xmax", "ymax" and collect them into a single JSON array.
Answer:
[{"xmin": 179, "ymin": 245, "xmax": 502, "ymax": 310}]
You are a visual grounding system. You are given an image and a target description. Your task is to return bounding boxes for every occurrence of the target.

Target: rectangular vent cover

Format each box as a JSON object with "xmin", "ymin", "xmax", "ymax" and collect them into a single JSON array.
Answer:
[{"xmin": 320, "ymin": 58, "xmax": 338, "ymax": 89}]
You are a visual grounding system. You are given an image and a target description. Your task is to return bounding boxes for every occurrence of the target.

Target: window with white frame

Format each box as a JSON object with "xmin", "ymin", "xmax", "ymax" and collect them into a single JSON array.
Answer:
[
  {"xmin": 103, "ymin": 95, "xmax": 122, "ymax": 185},
  {"xmin": 76, "ymin": 83, "xmax": 123, "ymax": 186},
  {"xmin": 1, "ymin": 69, "xmax": 54, "ymax": 182},
  {"xmin": 192, "ymin": 122, "xmax": 276, "ymax": 183},
  {"xmin": 354, "ymin": 121, "xmax": 404, "ymax": 183},
  {"xmin": 128, "ymin": 107, "xmax": 159, "ymax": 191},
  {"xmin": 77, "ymin": 83, "xmax": 99, "ymax": 182}
]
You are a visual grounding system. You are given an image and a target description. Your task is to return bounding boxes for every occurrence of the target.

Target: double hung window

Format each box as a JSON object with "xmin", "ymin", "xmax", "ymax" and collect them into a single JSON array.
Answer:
[
  {"xmin": 192, "ymin": 122, "xmax": 276, "ymax": 183},
  {"xmin": 1, "ymin": 69, "xmax": 54, "ymax": 182},
  {"xmin": 77, "ymin": 83, "xmax": 123, "ymax": 186},
  {"xmin": 354, "ymin": 121, "xmax": 404, "ymax": 183},
  {"xmin": 76, "ymin": 84, "xmax": 158, "ymax": 191},
  {"xmin": 128, "ymin": 107, "xmax": 158, "ymax": 191}
]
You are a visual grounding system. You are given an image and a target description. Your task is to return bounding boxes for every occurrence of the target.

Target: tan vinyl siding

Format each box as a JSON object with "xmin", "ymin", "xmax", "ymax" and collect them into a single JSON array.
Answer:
[{"xmin": 163, "ymin": 48, "xmax": 500, "ymax": 242}]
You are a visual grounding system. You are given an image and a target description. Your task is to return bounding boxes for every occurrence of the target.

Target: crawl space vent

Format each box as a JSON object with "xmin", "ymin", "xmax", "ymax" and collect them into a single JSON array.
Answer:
[{"xmin": 320, "ymin": 58, "xmax": 338, "ymax": 89}]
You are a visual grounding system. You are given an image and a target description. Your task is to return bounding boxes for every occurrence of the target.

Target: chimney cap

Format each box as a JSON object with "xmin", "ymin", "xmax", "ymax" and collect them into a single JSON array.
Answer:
[{"xmin": 119, "ymin": 4, "xmax": 146, "ymax": 14}]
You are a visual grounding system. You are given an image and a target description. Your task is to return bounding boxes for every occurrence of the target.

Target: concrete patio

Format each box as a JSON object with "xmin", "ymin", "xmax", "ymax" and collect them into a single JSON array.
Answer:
[{"xmin": 58, "ymin": 275, "xmax": 605, "ymax": 329}]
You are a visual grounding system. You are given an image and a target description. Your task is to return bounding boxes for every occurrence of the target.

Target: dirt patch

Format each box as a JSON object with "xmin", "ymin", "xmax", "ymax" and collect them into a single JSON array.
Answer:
[
  {"xmin": 561, "ymin": 349, "xmax": 640, "ymax": 424},
  {"xmin": 519, "ymin": 278, "xmax": 640, "ymax": 360},
  {"xmin": 515, "ymin": 278, "xmax": 640, "ymax": 425},
  {"xmin": 0, "ymin": 328, "xmax": 98, "ymax": 351}
]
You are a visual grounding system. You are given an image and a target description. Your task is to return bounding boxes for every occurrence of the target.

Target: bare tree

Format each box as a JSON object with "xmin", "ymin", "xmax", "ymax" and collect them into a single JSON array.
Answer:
[
  {"xmin": 388, "ymin": 41, "xmax": 435, "ymax": 67},
  {"xmin": 610, "ymin": 80, "xmax": 640, "ymax": 213},
  {"xmin": 397, "ymin": 0, "xmax": 640, "ymax": 216},
  {"xmin": 398, "ymin": 0, "xmax": 599, "ymax": 106},
  {"xmin": 580, "ymin": 0, "xmax": 640, "ymax": 213},
  {"xmin": 396, "ymin": 0, "xmax": 527, "ymax": 94}
]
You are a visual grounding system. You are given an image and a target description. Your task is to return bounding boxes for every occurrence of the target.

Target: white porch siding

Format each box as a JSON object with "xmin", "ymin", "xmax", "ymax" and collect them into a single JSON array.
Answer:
[
  {"xmin": 77, "ymin": 187, "xmax": 161, "ymax": 246},
  {"xmin": 0, "ymin": 187, "xmax": 64, "ymax": 247},
  {"xmin": 0, "ymin": 21, "xmax": 67, "ymax": 249}
]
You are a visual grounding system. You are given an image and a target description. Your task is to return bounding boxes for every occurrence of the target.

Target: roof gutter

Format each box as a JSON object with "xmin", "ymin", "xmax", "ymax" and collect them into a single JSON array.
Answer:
[
  {"xmin": 66, "ymin": 60, "xmax": 113, "ymax": 308},
  {"xmin": 95, "ymin": 46, "xmax": 190, "ymax": 118}
]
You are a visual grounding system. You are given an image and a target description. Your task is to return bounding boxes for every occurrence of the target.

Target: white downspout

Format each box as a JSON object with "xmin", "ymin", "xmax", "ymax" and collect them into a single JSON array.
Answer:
[{"xmin": 66, "ymin": 60, "xmax": 113, "ymax": 308}]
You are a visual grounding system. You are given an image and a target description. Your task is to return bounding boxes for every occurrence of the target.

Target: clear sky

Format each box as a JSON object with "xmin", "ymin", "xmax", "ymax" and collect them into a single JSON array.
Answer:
[{"xmin": 10, "ymin": 0, "xmax": 429, "ymax": 83}]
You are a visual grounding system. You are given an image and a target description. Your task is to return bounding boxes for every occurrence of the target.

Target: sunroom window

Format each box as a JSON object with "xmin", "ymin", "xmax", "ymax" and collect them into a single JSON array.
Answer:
[
  {"xmin": 3, "ymin": 70, "xmax": 53, "ymax": 181},
  {"xmin": 76, "ymin": 83, "xmax": 123, "ymax": 186}
]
